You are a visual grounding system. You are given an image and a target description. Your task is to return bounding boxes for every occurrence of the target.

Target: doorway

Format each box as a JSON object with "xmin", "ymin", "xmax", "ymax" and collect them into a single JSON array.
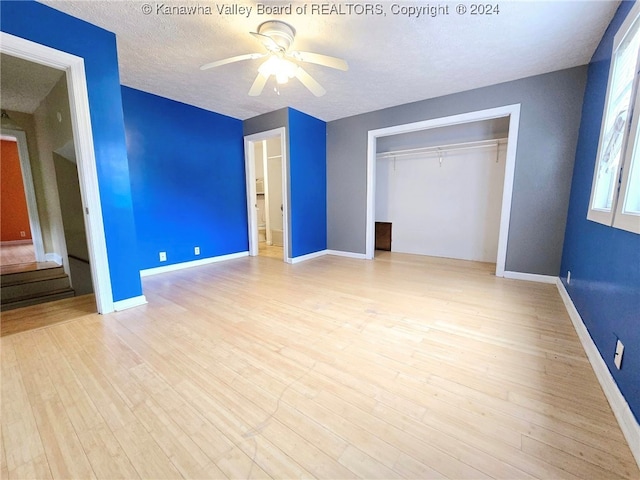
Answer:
[
  {"xmin": 1, "ymin": 32, "xmax": 114, "ymax": 313},
  {"xmin": 0, "ymin": 134, "xmax": 41, "ymax": 266},
  {"xmin": 244, "ymin": 128, "xmax": 289, "ymax": 262},
  {"xmin": 366, "ymin": 104, "xmax": 521, "ymax": 277}
]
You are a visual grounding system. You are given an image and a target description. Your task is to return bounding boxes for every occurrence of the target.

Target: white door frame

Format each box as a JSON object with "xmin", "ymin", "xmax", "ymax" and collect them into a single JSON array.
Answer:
[
  {"xmin": 366, "ymin": 104, "xmax": 521, "ymax": 277},
  {"xmin": 0, "ymin": 131, "xmax": 45, "ymax": 262},
  {"xmin": 244, "ymin": 127, "xmax": 290, "ymax": 263},
  {"xmin": 1, "ymin": 32, "xmax": 114, "ymax": 313}
]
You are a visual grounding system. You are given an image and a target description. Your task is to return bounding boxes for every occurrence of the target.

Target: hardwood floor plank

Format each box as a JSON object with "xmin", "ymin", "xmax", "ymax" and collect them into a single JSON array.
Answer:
[
  {"xmin": 337, "ymin": 445, "xmax": 399, "ymax": 479},
  {"xmin": 76, "ymin": 425, "xmax": 140, "ymax": 480},
  {"xmin": 29, "ymin": 396, "xmax": 96, "ymax": 479},
  {"xmin": 7, "ymin": 454, "xmax": 52, "ymax": 480}
]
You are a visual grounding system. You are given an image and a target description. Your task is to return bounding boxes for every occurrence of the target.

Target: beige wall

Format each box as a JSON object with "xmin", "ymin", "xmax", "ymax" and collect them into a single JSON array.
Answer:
[{"xmin": 32, "ymin": 74, "xmax": 74, "ymax": 261}]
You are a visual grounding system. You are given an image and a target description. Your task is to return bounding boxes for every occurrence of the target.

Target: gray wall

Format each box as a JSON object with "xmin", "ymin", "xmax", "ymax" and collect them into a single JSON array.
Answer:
[
  {"xmin": 377, "ymin": 117, "xmax": 510, "ymax": 153},
  {"xmin": 327, "ymin": 66, "xmax": 588, "ymax": 275},
  {"xmin": 243, "ymin": 108, "xmax": 289, "ymax": 136}
]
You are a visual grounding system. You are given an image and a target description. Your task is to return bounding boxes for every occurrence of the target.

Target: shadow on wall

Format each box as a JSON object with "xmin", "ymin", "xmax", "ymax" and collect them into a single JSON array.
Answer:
[{"xmin": 53, "ymin": 150, "xmax": 93, "ymax": 295}]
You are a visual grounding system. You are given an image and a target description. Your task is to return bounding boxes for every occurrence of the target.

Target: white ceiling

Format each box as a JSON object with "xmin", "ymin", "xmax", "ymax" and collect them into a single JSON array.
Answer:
[
  {"xmin": 26, "ymin": 1, "xmax": 621, "ymax": 121},
  {"xmin": 1, "ymin": 53, "xmax": 64, "ymax": 113}
]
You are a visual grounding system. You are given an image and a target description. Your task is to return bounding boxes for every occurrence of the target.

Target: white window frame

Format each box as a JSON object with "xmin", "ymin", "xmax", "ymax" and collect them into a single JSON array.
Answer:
[
  {"xmin": 614, "ymin": 74, "xmax": 640, "ymax": 233},
  {"xmin": 588, "ymin": 2, "xmax": 640, "ymax": 234}
]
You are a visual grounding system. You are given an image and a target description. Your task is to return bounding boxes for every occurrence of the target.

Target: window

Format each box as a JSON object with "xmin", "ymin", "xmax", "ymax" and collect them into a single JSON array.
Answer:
[{"xmin": 588, "ymin": 3, "xmax": 640, "ymax": 234}]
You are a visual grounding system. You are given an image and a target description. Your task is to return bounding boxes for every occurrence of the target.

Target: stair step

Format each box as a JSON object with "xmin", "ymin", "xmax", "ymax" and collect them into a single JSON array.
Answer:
[
  {"xmin": 1, "ymin": 275, "xmax": 71, "ymax": 303},
  {"xmin": 1, "ymin": 266, "xmax": 66, "ymax": 287},
  {"xmin": 1, "ymin": 289, "xmax": 76, "ymax": 311}
]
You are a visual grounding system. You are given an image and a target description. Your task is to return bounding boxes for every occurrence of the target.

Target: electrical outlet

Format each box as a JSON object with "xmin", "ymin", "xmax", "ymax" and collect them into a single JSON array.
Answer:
[
  {"xmin": 614, "ymin": 339, "xmax": 624, "ymax": 370},
  {"xmin": 194, "ymin": 246, "xmax": 200, "ymax": 255},
  {"xmin": 20, "ymin": 231, "xmax": 26, "ymax": 237},
  {"xmin": 567, "ymin": 270, "xmax": 571, "ymax": 285},
  {"xmin": 159, "ymin": 251, "xmax": 167, "ymax": 262}
]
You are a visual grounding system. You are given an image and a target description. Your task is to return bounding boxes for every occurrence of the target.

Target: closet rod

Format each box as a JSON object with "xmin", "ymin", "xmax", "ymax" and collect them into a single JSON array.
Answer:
[{"xmin": 376, "ymin": 137, "xmax": 508, "ymax": 160}]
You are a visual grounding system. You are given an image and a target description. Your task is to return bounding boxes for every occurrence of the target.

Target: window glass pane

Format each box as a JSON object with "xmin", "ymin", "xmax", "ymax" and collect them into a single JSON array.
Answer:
[
  {"xmin": 623, "ymin": 126, "xmax": 640, "ymax": 214},
  {"xmin": 592, "ymin": 19, "xmax": 640, "ymax": 211}
]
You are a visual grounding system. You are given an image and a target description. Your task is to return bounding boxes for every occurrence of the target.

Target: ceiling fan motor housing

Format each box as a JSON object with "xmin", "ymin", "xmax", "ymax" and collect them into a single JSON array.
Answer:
[{"xmin": 258, "ymin": 21, "xmax": 296, "ymax": 51}]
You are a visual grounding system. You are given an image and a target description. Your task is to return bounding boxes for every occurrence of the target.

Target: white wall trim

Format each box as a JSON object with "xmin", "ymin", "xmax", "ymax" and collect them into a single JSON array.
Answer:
[
  {"xmin": 45, "ymin": 252, "xmax": 63, "ymax": 265},
  {"xmin": 0, "ymin": 129, "xmax": 46, "ymax": 262},
  {"xmin": 326, "ymin": 249, "xmax": 368, "ymax": 260},
  {"xmin": 557, "ymin": 280, "xmax": 640, "ymax": 470},
  {"xmin": 113, "ymin": 295, "xmax": 148, "ymax": 311},
  {"xmin": 288, "ymin": 249, "xmax": 328, "ymax": 264},
  {"xmin": 366, "ymin": 104, "xmax": 521, "ymax": 279},
  {"xmin": 244, "ymin": 128, "xmax": 290, "ymax": 263},
  {"xmin": 1, "ymin": 32, "xmax": 114, "ymax": 314},
  {"xmin": 140, "ymin": 251, "xmax": 249, "ymax": 277},
  {"xmin": 503, "ymin": 271, "xmax": 558, "ymax": 284}
]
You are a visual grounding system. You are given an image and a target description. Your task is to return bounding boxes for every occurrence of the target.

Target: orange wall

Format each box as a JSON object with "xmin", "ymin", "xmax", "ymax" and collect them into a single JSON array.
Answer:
[{"xmin": 1, "ymin": 139, "xmax": 32, "ymax": 242}]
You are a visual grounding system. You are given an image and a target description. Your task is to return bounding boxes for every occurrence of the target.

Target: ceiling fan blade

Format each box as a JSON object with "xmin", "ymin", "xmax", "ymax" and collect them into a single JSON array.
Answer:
[
  {"xmin": 248, "ymin": 72, "xmax": 269, "ymax": 96},
  {"xmin": 289, "ymin": 51, "xmax": 348, "ymax": 71},
  {"xmin": 250, "ymin": 32, "xmax": 280, "ymax": 51},
  {"xmin": 295, "ymin": 67, "xmax": 326, "ymax": 97},
  {"xmin": 200, "ymin": 53, "xmax": 265, "ymax": 70}
]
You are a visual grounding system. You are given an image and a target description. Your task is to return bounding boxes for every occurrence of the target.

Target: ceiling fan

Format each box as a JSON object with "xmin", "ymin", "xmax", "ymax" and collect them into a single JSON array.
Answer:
[{"xmin": 200, "ymin": 20, "xmax": 348, "ymax": 97}]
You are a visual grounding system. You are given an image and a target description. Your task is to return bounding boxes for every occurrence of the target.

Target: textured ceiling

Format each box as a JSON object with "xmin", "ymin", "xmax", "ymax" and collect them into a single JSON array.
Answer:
[
  {"xmin": 1, "ymin": 53, "xmax": 64, "ymax": 113},
  {"xmin": 26, "ymin": 2, "xmax": 621, "ymax": 121}
]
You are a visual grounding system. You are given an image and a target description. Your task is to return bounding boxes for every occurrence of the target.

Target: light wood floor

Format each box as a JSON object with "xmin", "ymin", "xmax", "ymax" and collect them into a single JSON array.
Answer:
[
  {"xmin": 1, "ymin": 253, "xmax": 638, "ymax": 479},
  {"xmin": 1, "ymin": 294, "xmax": 97, "ymax": 337},
  {"xmin": 258, "ymin": 242, "xmax": 283, "ymax": 259},
  {"xmin": 0, "ymin": 243, "xmax": 35, "ymax": 267}
]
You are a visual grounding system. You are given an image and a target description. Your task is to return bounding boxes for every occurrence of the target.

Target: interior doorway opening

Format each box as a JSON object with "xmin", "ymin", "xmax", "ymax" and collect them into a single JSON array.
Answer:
[
  {"xmin": 0, "ymin": 134, "xmax": 38, "ymax": 266},
  {"xmin": 244, "ymin": 128, "xmax": 290, "ymax": 262},
  {"xmin": 1, "ymin": 32, "xmax": 114, "ymax": 313}
]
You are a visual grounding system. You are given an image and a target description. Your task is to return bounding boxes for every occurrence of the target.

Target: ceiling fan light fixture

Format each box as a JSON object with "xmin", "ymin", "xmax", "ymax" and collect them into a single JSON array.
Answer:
[
  {"xmin": 259, "ymin": 56, "xmax": 297, "ymax": 85},
  {"xmin": 201, "ymin": 19, "xmax": 347, "ymax": 97}
]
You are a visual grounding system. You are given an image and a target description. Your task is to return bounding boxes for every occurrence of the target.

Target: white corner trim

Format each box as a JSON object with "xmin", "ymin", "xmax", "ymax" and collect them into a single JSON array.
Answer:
[
  {"xmin": 326, "ymin": 250, "xmax": 368, "ymax": 260},
  {"xmin": 113, "ymin": 295, "xmax": 148, "ymax": 311},
  {"xmin": 503, "ymin": 271, "xmax": 558, "ymax": 284},
  {"xmin": 45, "ymin": 253, "xmax": 63, "ymax": 265},
  {"xmin": 288, "ymin": 250, "xmax": 328, "ymax": 264},
  {"xmin": 140, "ymin": 251, "xmax": 249, "ymax": 277},
  {"xmin": 557, "ymin": 279, "xmax": 640, "ymax": 470}
]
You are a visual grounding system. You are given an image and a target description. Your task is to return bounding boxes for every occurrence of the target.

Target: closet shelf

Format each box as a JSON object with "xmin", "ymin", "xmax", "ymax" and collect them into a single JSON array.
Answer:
[{"xmin": 376, "ymin": 137, "xmax": 508, "ymax": 160}]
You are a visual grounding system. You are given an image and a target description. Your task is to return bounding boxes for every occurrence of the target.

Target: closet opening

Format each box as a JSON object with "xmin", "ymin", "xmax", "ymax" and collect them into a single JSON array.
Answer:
[
  {"xmin": 244, "ymin": 128, "xmax": 289, "ymax": 262},
  {"xmin": 366, "ymin": 105, "xmax": 521, "ymax": 277}
]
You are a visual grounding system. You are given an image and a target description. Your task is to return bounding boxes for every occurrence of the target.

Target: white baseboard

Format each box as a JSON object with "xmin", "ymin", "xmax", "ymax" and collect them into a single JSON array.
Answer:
[
  {"xmin": 503, "ymin": 270, "xmax": 558, "ymax": 284},
  {"xmin": 45, "ymin": 253, "xmax": 63, "ymax": 265},
  {"xmin": 288, "ymin": 250, "xmax": 328, "ymax": 264},
  {"xmin": 557, "ymin": 279, "xmax": 640, "ymax": 470},
  {"xmin": 140, "ymin": 251, "xmax": 249, "ymax": 277},
  {"xmin": 326, "ymin": 249, "xmax": 367, "ymax": 260},
  {"xmin": 113, "ymin": 295, "xmax": 148, "ymax": 311},
  {"xmin": 1, "ymin": 239, "xmax": 33, "ymax": 246}
]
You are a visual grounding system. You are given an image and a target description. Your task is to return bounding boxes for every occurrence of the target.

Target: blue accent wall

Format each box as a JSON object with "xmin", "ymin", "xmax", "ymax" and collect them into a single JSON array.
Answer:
[
  {"xmin": 561, "ymin": 1, "xmax": 640, "ymax": 423},
  {"xmin": 288, "ymin": 108, "xmax": 327, "ymax": 258},
  {"xmin": 1, "ymin": 1, "xmax": 143, "ymax": 302},
  {"xmin": 121, "ymin": 87, "xmax": 247, "ymax": 269}
]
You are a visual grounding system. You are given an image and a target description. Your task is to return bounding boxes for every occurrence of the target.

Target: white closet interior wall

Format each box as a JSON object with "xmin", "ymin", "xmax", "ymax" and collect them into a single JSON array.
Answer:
[{"xmin": 375, "ymin": 118, "xmax": 509, "ymax": 263}]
